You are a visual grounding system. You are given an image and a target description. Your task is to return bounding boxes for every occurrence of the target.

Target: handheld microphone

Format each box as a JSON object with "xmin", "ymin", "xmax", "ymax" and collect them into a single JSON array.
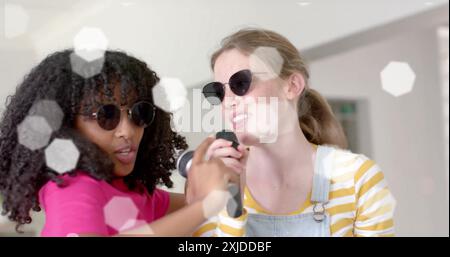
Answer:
[
  {"xmin": 176, "ymin": 130, "xmax": 239, "ymax": 177},
  {"xmin": 177, "ymin": 150, "xmax": 194, "ymax": 178},
  {"xmin": 176, "ymin": 130, "xmax": 243, "ymax": 217}
]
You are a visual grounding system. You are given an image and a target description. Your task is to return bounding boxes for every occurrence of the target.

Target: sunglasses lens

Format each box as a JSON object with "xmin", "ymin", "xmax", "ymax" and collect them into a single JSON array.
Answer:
[
  {"xmin": 229, "ymin": 69, "xmax": 252, "ymax": 96},
  {"xmin": 131, "ymin": 102, "xmax": 155, "ymax": 127},
  {"xmin": 202, "ymin": 82, "xmax": 224, "ymax": 105},
  {"xmin": 97, "ymin": 104, "xmax": 121, "ymax": 130}
]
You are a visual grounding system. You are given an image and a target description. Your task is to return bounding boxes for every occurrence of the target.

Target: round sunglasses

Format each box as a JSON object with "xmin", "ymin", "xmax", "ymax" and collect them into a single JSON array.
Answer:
[
  {"xmin": 202, "ymin": 69, "xmax": 253, "ymax": 105},
  {"xmin": 83, "ymin": 101, "xmax": 156, "ymax": 131}
]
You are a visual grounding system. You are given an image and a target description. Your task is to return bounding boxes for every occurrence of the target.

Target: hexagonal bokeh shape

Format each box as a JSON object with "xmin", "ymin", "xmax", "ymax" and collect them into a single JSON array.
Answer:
[
  {"xmin": 28, "ymin": 100, "xmax": 64, "ymax": 131},
  {"xmin": 120, "ymin": 218, "xmax": 138, "ymax": 231},
  {"xmin": 202, "ymin": 190, "xmax": 232, "ymax": 219},
  {"xmin": 4, "ymin": 3, "xmax": 29, "ymax": 39},
  {"xmin": 70, "ymin": 27, "xmax": 108, "ymax": 79},
  {"xmin": 152, "ymin": 77, "xmax": 187, "ymax": 113},
  {"xmin": 249, "ymin": 46, "xmax": 284, "ymax": 81},
  {"xmin": 45, "ymin": 138, "xmax": 80, "ymax": 174},
  {"xmin": 120, "ymin": 219, "xmax": 154, "ymax": 235},
  {"xmin": 70, "ymin": 53, "xmax": 105, "ymax": 79},
  {"xmin": 17, "ymin": 115, "xmax": 53, "ymax": 151},
  {"xmin": 73, "ymin": 27, "xmax": 108, "ymax": 62},
  {"xmin": 103, "ymin": 196, "xmax": 139, "ymax": 232},
  {"xmin": 380, "ymin": 61, "xmax": 416, "ymax": 97}
]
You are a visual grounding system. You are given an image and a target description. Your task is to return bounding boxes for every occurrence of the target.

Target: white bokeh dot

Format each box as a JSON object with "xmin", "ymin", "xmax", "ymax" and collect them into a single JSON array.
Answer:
[
  {"xmin": 70, "ymin": 53, "xmax": 105, "ymax": 79},
  {"xmin": 17, "ymin": 116, "xmax": 53, "ymax": 151},
  {"xmin": 202, "ymin": 190, "xmax": 232, "ymax": 219},
  {"xmin": 66, "ymin": 233, "xmax": 79, "ymax": 237},
  {"xmin": 70, "ymin": 27, "xmax": 108, "ymax": 78},
  {"xmin": 120, "ymin": 219, "xmax": 154, "ymax": 235},
  {"xmin": 103, "ymin": 196, "xmax": 139, "ymax": 232},
  {"xmin": 249, "ymin": 46, "xmax": 284, "ymax": 81},
  {"xmin": 170, "ymin": 115, "xmax": 181, "ymax": 133},
  {"xmin": 28, "ymin": 100, "xmax": 64, "ymax": 131},
  {"xmin": 73, "ymin": 27, "xmax": 108, "ymax": 62},
  {"xmin": 152, "ymin": 77, "xmax": 188, "ymax": 113},
  {"xmin": 45, "ymin": 138, "xmax": 80, "ymax": 174},
  {"xmin": 380, "ymin": 61, "xmax": 416, "ymax": 97},
  {"xmin": 4, "ymin": 3, "xmax": 29, "ymax": 39},
  {"xmin": 120, "ymin": 218, "xmax": 138, "ymax": 231}
]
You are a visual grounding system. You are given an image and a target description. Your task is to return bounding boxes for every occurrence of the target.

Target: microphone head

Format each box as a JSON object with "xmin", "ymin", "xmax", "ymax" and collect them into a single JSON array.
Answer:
[
  {"xmin": 176, "ymin": 150, "xmax": 194, "ymax": 178},
  {"xmin": 216, "ymin": 130, "xmax": 239, "ymax": 150}
]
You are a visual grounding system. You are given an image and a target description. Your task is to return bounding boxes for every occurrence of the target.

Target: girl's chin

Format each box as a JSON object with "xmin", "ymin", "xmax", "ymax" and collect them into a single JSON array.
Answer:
[
  {"xmin": 235, "ymin": 130, "xmax": 279, "ymax": 146},
  {"xmin": 113, "ymin": 165, "xmax": 134, "ymax": 177},
  {"xmin": 235, "ymin": 132, "xmax": 260, "ymax": 146}
]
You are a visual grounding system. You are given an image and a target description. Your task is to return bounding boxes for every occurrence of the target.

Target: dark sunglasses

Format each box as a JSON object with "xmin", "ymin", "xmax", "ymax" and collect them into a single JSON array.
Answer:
[
  {"xmin": 84, "ymin": 101, "xmax": 156, "ymax": 131},
  {"xmin": 202, "ymin": 69, "xmax": 253, "ymax": 105}
]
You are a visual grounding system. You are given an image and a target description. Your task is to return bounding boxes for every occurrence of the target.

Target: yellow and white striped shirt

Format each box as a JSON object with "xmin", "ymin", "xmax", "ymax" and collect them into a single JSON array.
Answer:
[{"xmin": 193, "ymin": 145, "xmax": 396, "ymax": 237}]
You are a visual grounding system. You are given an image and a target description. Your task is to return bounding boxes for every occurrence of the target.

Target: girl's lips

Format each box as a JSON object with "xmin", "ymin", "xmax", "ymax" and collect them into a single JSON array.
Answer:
[
  {"xmin": 231, "ymin": 113, "xmax": 248, "ymax": 129},
  {"xmin": 114, "ymin": 150, "xmax": 136, "ymax": 165}
]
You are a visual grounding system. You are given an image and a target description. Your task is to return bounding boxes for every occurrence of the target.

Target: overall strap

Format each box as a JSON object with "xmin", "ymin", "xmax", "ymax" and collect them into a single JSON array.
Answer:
[{"xmin": 310, "ymin": 145, "xmax": 335, "ymax": 222}]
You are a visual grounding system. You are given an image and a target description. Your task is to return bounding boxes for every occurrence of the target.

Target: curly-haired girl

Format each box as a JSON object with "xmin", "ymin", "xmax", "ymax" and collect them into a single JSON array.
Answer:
[{"xmin": 0, "ymin": 49, "xmax": 235, "ymax": 236}]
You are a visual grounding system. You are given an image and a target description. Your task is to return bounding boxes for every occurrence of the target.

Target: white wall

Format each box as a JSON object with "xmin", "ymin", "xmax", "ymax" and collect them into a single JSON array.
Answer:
[
  {"xmin": 308, "ymin": 27, "xmax": 449, "ymax": 236},
  {"xmin": 0, "ymin": 46, "xmax": 38, "ymax": 114}
]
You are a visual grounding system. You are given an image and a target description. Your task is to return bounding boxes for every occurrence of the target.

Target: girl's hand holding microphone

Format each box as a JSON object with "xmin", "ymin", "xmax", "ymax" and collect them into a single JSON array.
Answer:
[
  {"xmin": 203, "ymin": 137, "xmax": 249, "ymax": 212},
  {"xmin": 188, "ymin": 136, "xmax": 249, "ymax": 218},
  {"xmin": 185, "ymin": 137, "xmax": 242, "ymax": 218},
  {"xmin": 204, "ymin": 138, "xmax": 249, "ymax": 175},
  {"xmin": 124, "ymin": 137, "xmax": 243, "ymax": 236}
]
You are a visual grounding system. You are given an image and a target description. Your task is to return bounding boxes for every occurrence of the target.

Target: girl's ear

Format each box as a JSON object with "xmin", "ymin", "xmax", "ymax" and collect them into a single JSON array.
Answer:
[{"xmin": 283, "ymin": 72, "xmax": 306, "ymax": 100}]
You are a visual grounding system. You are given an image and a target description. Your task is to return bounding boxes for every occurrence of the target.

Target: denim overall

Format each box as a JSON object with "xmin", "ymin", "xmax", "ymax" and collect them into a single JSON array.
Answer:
[{"xmin": 246, "ymin": 145, "xmax": 335, "ymax": 237}]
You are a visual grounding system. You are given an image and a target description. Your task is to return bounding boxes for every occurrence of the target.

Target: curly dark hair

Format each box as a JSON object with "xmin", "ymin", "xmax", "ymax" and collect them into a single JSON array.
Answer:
[{"xmin": 0, "ymin": 49, "xmax": 188, "ymax": 232}]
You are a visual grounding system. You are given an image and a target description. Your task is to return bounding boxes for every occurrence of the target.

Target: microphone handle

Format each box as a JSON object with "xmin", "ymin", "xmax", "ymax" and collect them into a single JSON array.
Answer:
[
  {"xmin": 227, "ymin": 184, "xmax": 244, "ymax": 218},
  {"xmin": 216, "ymin": 130, "xmax": 243, "ymax": 218},
  {"xmin": 179, "ymin": 130, "xmax": 244, "ymax": 217}
]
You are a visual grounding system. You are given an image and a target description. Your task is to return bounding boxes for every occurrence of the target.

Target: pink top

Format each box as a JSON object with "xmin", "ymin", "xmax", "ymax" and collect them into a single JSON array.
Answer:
[{"xmin": 38, "ymin": 170, "xmax": 170, "ymax": 237}]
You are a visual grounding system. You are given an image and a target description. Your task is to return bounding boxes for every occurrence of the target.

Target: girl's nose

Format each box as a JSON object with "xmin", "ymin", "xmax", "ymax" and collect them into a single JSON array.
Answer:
[
  {"xmin": 114, "ymin": 110, "xmax": 135, "ymax": 140},
  {"xmin": 222, "ymin": 85, "xmax": 240, "ymax": 110}
]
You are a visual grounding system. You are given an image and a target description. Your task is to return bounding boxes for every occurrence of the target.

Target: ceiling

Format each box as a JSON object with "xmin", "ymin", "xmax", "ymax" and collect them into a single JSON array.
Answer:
[{"xmin": 1, "ymin": 0, "xmax": 449, "ymax": 87}]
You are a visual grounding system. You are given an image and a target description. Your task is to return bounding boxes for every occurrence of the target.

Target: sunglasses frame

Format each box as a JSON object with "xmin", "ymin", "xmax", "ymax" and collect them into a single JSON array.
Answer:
[
  {"xmin": 88, "ymin": 100, "xmax": 157, "ymax": 131},
  {"xmin": 202, "ymin": 69, "xmax": 253, "ymax": 105}
]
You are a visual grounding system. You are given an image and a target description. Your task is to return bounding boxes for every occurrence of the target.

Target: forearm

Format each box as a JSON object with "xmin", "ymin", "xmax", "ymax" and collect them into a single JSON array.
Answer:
[
  {"xmin": 119, "ymin": 200, "xmax": 206, "ymax": 236},
  {"xmin": 167, "ymin": 192, "xmax": 187, "ymax": 214}
]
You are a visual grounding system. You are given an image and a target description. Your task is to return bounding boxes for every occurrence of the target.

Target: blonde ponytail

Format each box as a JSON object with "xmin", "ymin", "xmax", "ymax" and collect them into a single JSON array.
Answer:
[{"xmin": 298, "ymin": 88, "xmax": 348, "ymax": 148}]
